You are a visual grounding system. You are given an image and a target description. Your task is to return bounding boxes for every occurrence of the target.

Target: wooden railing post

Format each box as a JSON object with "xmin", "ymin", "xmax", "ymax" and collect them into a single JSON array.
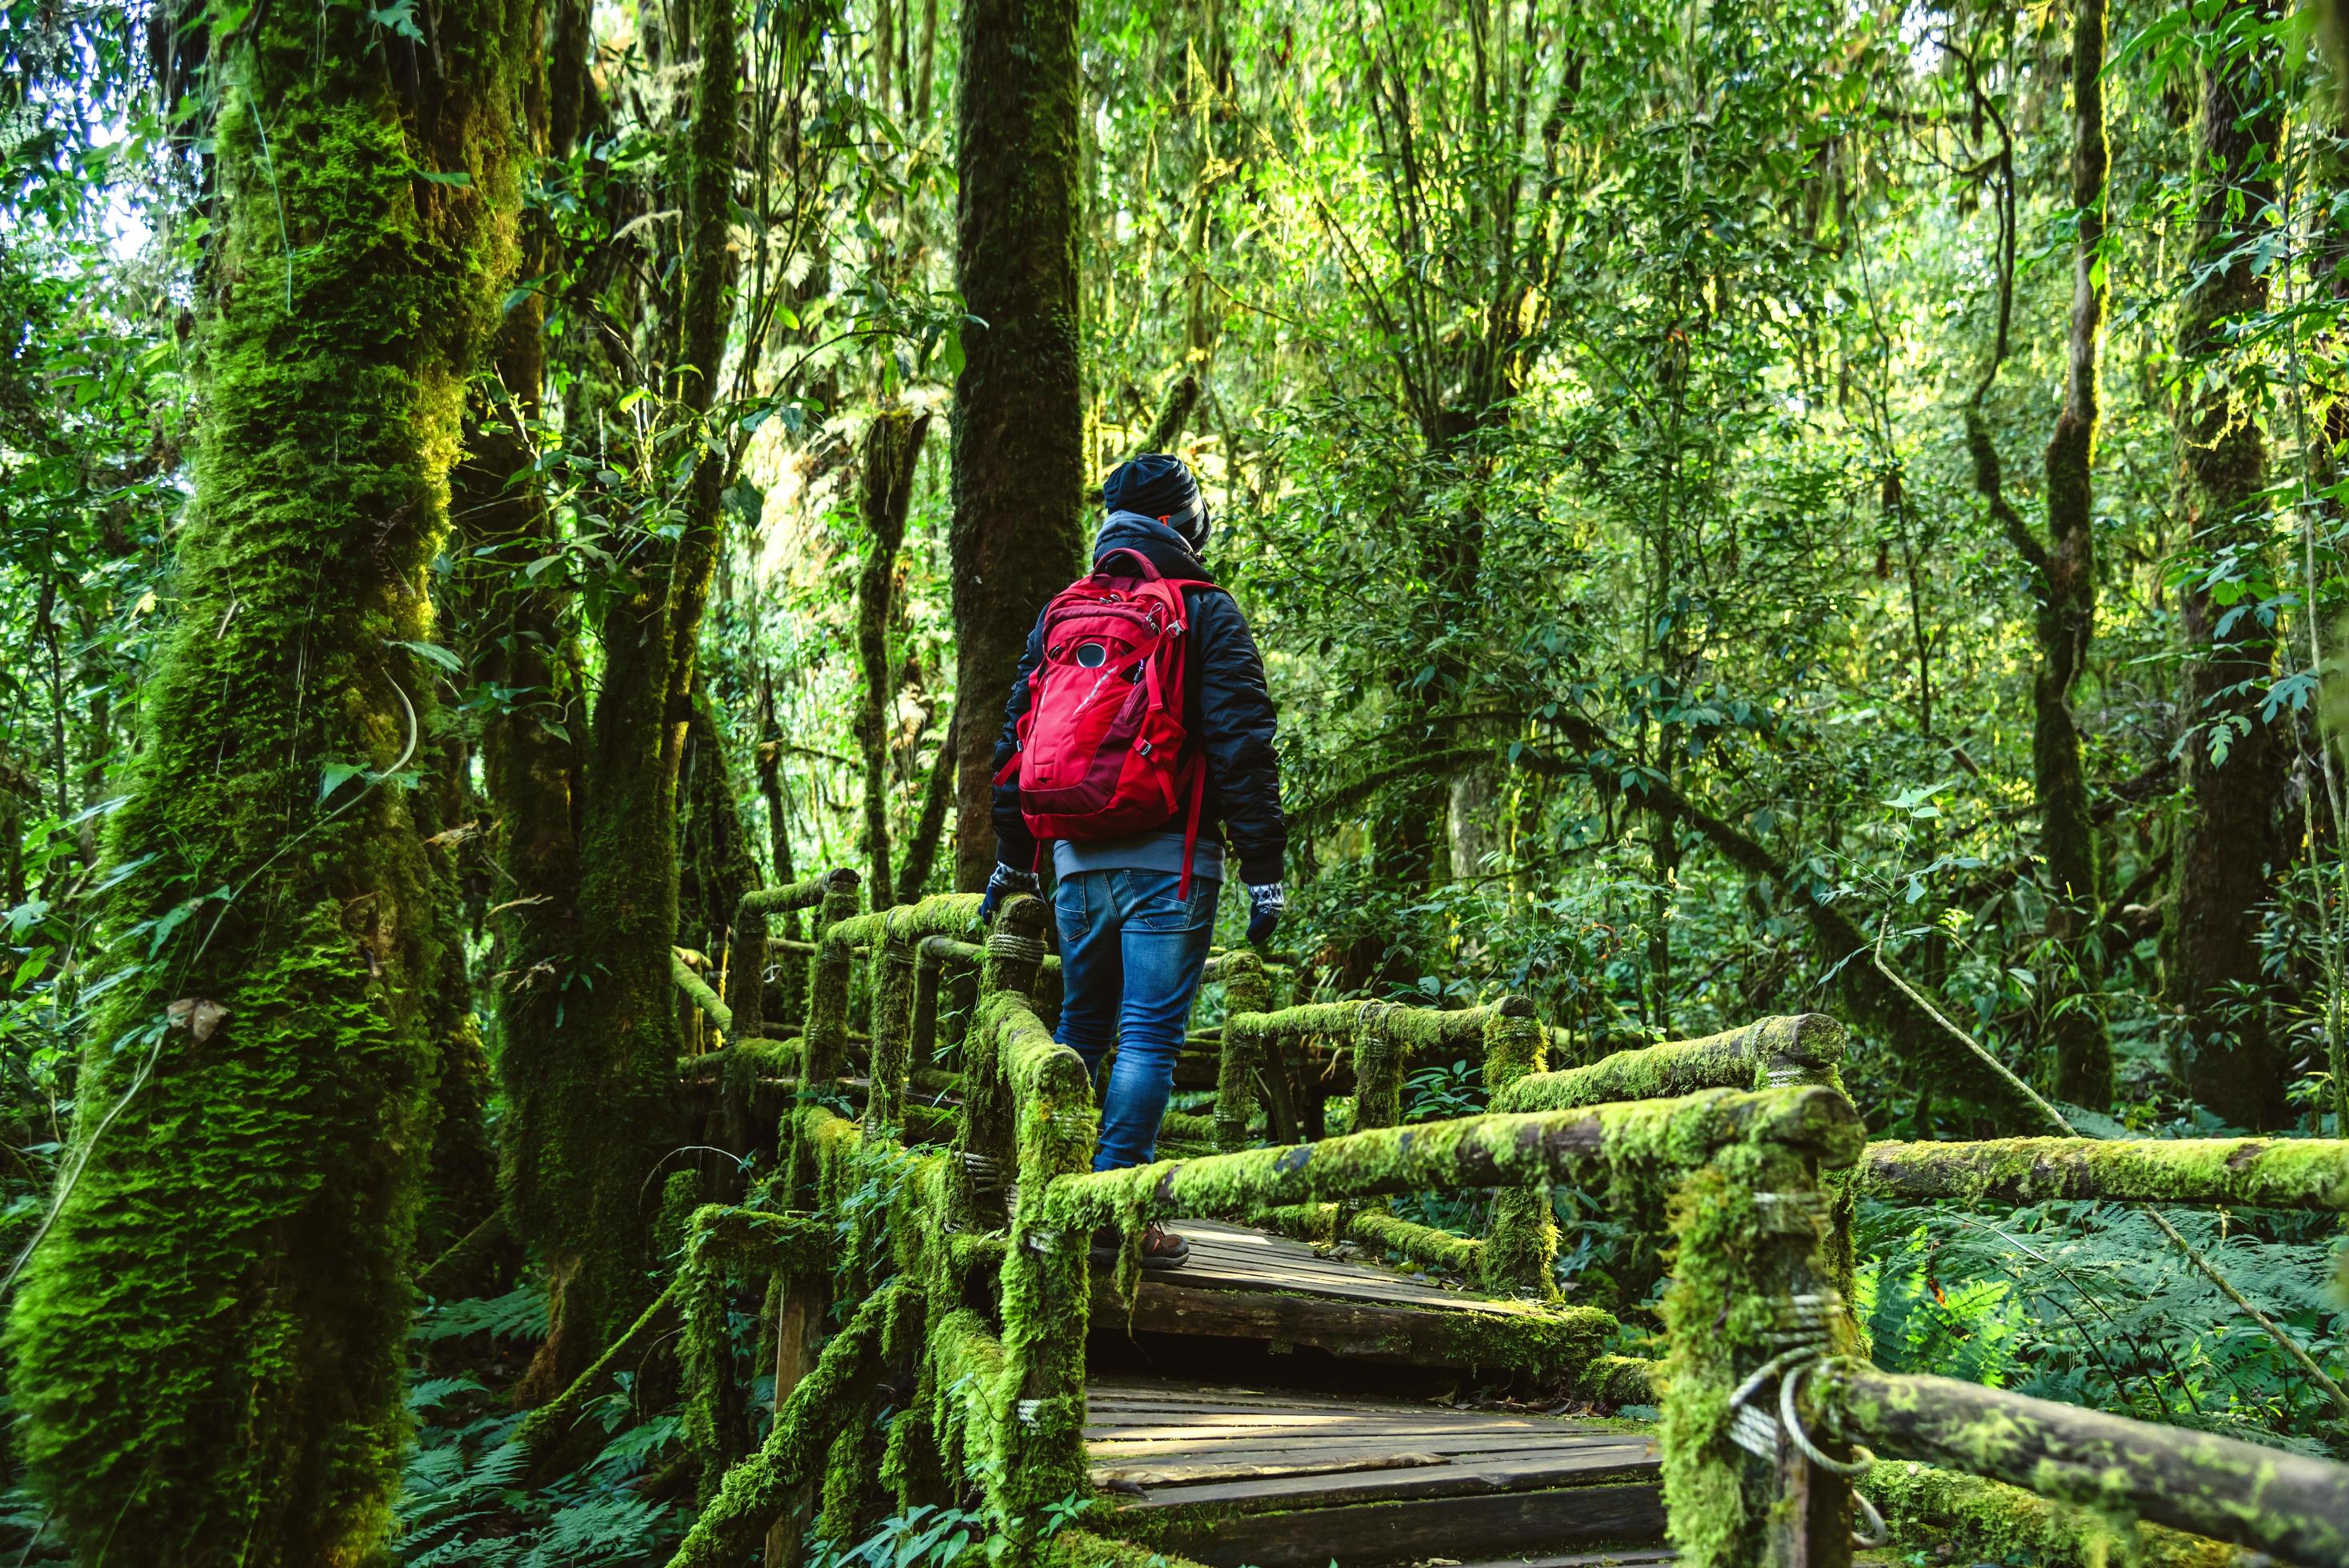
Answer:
[
  {"xmin": 956, "ymin": 893, "xmax": 1046, "ymax": 1226},
  {"xmin": 988, "ymin": 994, "xmax": 1098, "ymax": 1564},
  {"xmin": 1661, "ymin": 1137, "xmax": 1855, "ymax": 1568},
  {"xmin": 802, "ymin": 870, "xmax": 863, "ymax": 1092},
  {"xmin": 912, "ymin": 936, "xmax": 954, "ymax": 1072},
  {"xmin": 866, "ymin": 911, "xmax": 917, "ymax": 1137},
  {"xmin": 1213, "ymin": 950, "xmax": 1270, "ymax": 1151},
  {"xmin": 1479, "ymin": 997, "xmax": 1558, "ymax": 1299}
]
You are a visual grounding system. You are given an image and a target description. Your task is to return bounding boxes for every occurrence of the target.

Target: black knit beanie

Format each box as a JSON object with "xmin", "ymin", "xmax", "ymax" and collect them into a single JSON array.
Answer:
[{"xmin": 1103, "ymin": 453, "xmax": 1210, "ymax": 551}]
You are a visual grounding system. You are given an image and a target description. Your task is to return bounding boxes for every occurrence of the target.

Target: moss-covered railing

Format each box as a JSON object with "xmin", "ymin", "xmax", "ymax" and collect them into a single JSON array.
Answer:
[
  {"xmin": 1212, "ymin": 970, "xmax": 1559, "ymax": 1296},
  {"xmin": 1018, "ymin": 990, "xmax": 1871, "ymax": 1568},
  {"xmin": 646, "ymin": 878, "xmax": 2349, "ymax": 1568}
]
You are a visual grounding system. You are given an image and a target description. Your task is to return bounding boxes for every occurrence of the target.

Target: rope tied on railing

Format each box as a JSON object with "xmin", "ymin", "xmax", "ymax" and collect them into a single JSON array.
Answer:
[
  {"xmin": 960, "ymin": 1150, "xmax": 1005, "ymax": 1197},
  {"xmin": 985, "ymin": 929, "xmax": 1047, "ymax": 967}
]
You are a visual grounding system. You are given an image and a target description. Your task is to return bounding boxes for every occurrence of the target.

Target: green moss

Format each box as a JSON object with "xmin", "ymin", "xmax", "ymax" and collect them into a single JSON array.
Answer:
[
  {"xmin": 1813, "ymin": 1361, "xmax": 2349, "ymax": 1565},
  {"xmin": 664, "ymin": 1279, "xmax": 906, "ymax": 1568},
  {"xmin": 951, "ymin": 894, "xmax": 1050, "ymax": 1227},
  {"xmin": 1578, "ymin": 1354, "xmax": 1667, "ymax": 1407},
  {"xmin": 1857, "ymin": 1136, "xmax": 2349, "ymax": 1210},
  {"xmin": 1043, "ymin": 1084, "xmax": 1863, "ymax": 1232},
  {"xmin": 1051, "ymin": 1529, "xmax": 1219, "ymax": 1568},
  {"xmin": 1349, "ymin": 1210, "xmax": 1483, "ymax": 1274},
  {"xmin": 672, "ymin": 950, "xmax": 735, "ymax": 1037},
  {"xmin": 2, "ymin": 0, "xmax": 530, "ymax": 1552},
  {"xmin": 1863, "ymin": 1461, "xmax": 2235, "ymax": 1568},
  {"xmin": 991, "ymin": 994, "xmax": 1100, "ymax": 1559},
  {"xmin": 1215, "ymin": 952, "xmax": 1271, "ymax": 1150},
  {"xmin": 657, "ymin": 1168, "xmax": 706, "ymax": 1262},
  {"xmin": 866, "ymin": 898, "xmax": 986, "ymax": 1137},
  {"xmin": 1157, "ymin": 1110, "xmax": 1216, "ymax": 1143},
  {"xmin": 1495, "ymin": 1014, "xmax": 1847, "ymax": 1115},
  {"xmin": 679, "ymin": 1206, "xmax": 830, "ymax": 1505},
  {"xmin": 515, "ymin": 1279, "xmax": 682, "ymax": 1455}
]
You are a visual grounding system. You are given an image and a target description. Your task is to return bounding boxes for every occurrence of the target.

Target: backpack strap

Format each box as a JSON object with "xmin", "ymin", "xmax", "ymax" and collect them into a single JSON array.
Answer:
[
  {"xmin": 1175, "ymin": 758, "xmax": 1208, "ymax": 904},
  {"xmin": 1092, "ymin": 546, "xmax": 1163, "ymax": 582}
]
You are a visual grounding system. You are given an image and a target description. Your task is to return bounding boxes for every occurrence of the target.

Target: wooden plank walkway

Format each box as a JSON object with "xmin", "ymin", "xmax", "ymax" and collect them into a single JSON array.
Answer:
[
  {"xmin": 1155, "ymin": 1219, "xmax": 1506, "ymax": 1311},
  {"xmin": 1089, "ymin": 1381, "xmax": 1664, "ymax": 1567},
  {"xmin": 1090, "ymin": 1218, "xmax": 1562, "ymax": 1366}
]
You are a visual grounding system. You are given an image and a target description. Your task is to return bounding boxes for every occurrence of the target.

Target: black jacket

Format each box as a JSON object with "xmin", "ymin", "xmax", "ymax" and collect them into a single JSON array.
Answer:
[{"xmin": 992, "ymin": 514, "xmax": 1287, "ymax": 886}]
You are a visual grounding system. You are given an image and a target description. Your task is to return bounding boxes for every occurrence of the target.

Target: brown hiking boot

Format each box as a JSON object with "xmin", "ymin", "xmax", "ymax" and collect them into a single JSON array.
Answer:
[{"xmin": 1090, "ymin": 1221, "xmax": 1191, "ymax": 1270}]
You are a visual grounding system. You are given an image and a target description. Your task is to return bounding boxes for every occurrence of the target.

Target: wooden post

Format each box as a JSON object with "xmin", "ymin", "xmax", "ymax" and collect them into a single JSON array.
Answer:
[
  {"xmin": 1215, "ymin": 951, "xmax": 1270, "ymax": 1151},
  {"xmin": 761, "ymin": 1264, "xmax": 826, "ymax": 1567},
  {"xmin": 957, "ymin": 893, "xmax": 1046, "ymax": 1226},
  {"xmin": 1479, "ymin": 998, "xmax": 1558, "ymax": 1300},
  {"xmin": 988, "ymin": 996, "xmax": 1098, "ymax": 1566},
  {"xmin": 866, "ymin": 914, "xmax": 917, "ymax": 1137},
  {"xmin": 912, "ymin": 936, "xmax": 952, "ymax": 1071},
  {"xmin": 802, "ymin": 870, "xmax": 864, "ymax": 1090},
  {"xmin": 1758, "ymin": 1181, "xmax": 1853, "ymax": 1568}
]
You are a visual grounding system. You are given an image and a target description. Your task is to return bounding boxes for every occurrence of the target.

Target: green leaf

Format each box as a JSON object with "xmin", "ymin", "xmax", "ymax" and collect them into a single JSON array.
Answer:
[
  {"xmin": 390, "ymin": 638, "xmax": 465, "ymax": 674},
  {"xmin": 147, "ymin": 899, "xmax": 197, "ymax": 957},
  {"xmin": 318, "ymin": 761, "xmax": 369, "ymax": 802}
]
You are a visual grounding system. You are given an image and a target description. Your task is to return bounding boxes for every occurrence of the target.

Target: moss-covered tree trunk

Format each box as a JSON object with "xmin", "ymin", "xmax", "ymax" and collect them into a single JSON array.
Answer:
[
  {"xmin": 447, "ymin": 0, "xmax": 609, "ymax": 1391},
  {"xmin": 858, "ymin": 409, "xmax": 932, "ymax": 902},
  {"xmin": 2023, "ymin": 0, "xmax": 2112, "ymax": 1109},
  {"xmin": 2163, "ymin": 1, "xmax": 2291, "ymax": 1130},
  {"xmin": 516, "ymin": 0, "xmax": 739, "ymax": 1390},
  {"xmin": 949, "ymin": 0, "xmax": 1085, "ymax": 891},
  {"xmin": 682, "ymin": 696, "xmax": 762, "ymax": 962},
  {"xmin": 4, "ymin": 0, "xmax": 526, "ymax": 1554}
]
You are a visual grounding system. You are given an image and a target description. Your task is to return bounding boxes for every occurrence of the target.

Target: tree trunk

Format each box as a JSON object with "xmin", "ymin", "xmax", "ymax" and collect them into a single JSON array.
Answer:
[
  {"xmin": 417, "ymin": 741, "xmax": 502, "ymax": 1273},
  {"xmin": 858, "ymin": 409, "xmax": 933, "ymax": 902},
  {"xmin": 462, "ymin": 0, "xmax": 600, "ymax": 1345},
  {"xmin": 521, "ymin": 0, "xmax": 738, "ymax": 1392},
  {"xmin": 897, "ymin": 704, "xmax": 959, "ymax": 905},
  {"xmin": 949, "ymin": 0, "xmax": 1085, "ymax": 891},
  {"xmin": 2163, "ymin": 0, "xmax": 2291, "ymax": 1130},
  {"xmin": 684, "ymin": 695, "xmax": 762, "ymax": 993},
  {"xmin": 3, "ymin": 0, "xmax": 530, "ymax": 1553},
  {"xmin": 2031, "ymin": 0, "xmax": 2113, "ymax": 1109}
]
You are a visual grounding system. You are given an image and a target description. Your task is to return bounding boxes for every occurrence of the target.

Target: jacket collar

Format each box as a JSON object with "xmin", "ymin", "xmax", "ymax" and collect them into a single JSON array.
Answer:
[{"xmin": 1094, "ymin": 511, "xmax": 1215, "ymax": 583}]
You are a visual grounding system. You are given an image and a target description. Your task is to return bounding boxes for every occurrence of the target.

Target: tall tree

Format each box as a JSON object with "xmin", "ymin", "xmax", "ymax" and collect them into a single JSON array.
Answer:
[
  {"xmin": 948, "ymin": 0, "xmax": 1086, "ymax": 891},
  {"xmin": 4, "ymin": 0, "xmax": 529, "ymax": 1554},
  {"xmin": 2163, "ymin": 0, "xmax": 2291, "ymax": 1129},
  {"xmin": 2014, "ymin": 0, "xmax": 2114, "ymax": 1108},
  {"xmin": 504, "ymin": 0, "xmax": 741, "ymax": 1390},
  {"xmin": 856, "ymin": 408, "xmax": 933, "ymax": 900}
]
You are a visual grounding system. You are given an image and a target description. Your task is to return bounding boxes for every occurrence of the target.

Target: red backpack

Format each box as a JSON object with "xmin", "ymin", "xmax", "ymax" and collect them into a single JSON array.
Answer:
[{"xmin": 1003, "ymin": 548, "xmax": 1215, "ymax": 894}]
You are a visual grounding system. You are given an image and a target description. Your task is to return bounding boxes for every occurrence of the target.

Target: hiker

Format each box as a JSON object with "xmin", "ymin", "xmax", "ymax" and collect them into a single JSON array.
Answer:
[{"xmin": 979, "ymin": 453, "xmax": 1287, "ymax": 1269}]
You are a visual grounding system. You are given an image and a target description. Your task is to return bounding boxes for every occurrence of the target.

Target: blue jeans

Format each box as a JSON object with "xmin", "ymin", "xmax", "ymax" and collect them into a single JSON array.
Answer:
[{"xmin": 1052, "ymin": 870, "xmax": 1218, "ymax": 1170}]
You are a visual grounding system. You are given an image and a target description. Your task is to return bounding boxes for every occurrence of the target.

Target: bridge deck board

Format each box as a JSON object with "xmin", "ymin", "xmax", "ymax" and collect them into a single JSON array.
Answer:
[
  {"xmin": 1142, "ymin": 1218, "xmax": 1513, "ymax": 1314},
  {"xmin": 1088, "ymin": 1380, "xmax": 1659, "ymax": 1505},
  {"xmin": 1087, "ymin": 1381, "xmax": 1664, "ymax": 1566}
]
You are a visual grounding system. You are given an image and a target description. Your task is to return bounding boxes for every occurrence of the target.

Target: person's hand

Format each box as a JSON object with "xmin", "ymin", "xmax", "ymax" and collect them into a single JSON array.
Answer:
[
  {"xmin": 1245, "ymin": 882, "xmax": 1285, "ymax": 946},
  {"xmin": 980, "ymin": 862, "xmax": 1040, "ymax": 922}
]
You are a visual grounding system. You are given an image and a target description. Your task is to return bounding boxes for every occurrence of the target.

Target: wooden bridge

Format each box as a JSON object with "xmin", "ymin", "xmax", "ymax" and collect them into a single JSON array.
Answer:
[{"xmin": 614, "ymin": 870, "xmax": 2349, "ymax": 1568}]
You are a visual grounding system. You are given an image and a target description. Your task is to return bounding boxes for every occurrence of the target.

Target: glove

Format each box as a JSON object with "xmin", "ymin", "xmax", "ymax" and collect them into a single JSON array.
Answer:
[
  {"xmin": 980, "ymin": 862, "xmax": 1039, "ymax": 922},
  {"xmin": 1245, "ymin": 882, "xmax": 1285, "ymax": 946}
]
